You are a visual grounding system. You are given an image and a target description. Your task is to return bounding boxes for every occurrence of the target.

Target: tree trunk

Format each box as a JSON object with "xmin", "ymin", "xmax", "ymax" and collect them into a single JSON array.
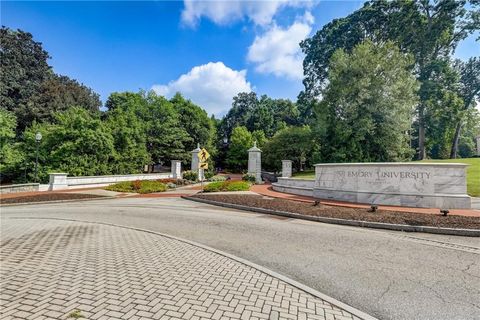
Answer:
[
  {"xmin": 450, "ymin": 122, "xmax": 462, "ymax": 159},
  {"xmin": 418, "ymin": 106, "xmax": 426, "ymax": 160}
]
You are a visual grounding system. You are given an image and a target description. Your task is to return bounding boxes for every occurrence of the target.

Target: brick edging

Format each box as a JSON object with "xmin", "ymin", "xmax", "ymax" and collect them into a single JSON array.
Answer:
[{"xmin": 183, "ymin": 196, "xmax": 480, "ymax": 237}]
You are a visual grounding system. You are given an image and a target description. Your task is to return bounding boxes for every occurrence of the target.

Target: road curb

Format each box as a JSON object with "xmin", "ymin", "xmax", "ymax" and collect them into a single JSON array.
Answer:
[
  {"xmin": 183, "ymin": 196, "xmax": 480, "ymax": 237},
  {"xmin": 0, "ymin": 196, "xmax": 118, "ymax": 207},
  {"xmin": 5, "ymin": 216, "xmax": 378, "ymax": 320}
]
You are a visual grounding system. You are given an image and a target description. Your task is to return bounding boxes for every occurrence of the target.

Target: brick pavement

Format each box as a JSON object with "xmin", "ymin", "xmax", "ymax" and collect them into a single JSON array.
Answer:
[{"xmin": 0, "ymin": 219, "xmax": 361, "ymax": 320}]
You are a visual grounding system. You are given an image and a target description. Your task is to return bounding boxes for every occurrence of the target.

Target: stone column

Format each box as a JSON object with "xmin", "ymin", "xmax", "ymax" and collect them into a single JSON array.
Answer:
[
  {"xmin": 171, "ymin": 160, "xmax": 182, "ymax": 179},
  {"xmin": 191, "ymin": 143, "xmax": 204, "ymax": 181},
  {"xmin": 476, "ymin": 135, "xmax": 480, "ymax": 156},
  {"xmin": 248, "ymin": 142, "xmax": 262, "ymax": 184},
  {"xmin": 48, "ymin": 173, "xmax": 68, "ymax": 191},
  {"xmin": 281, "ymin": 160, "xmax": 292, "ymax": 178}
]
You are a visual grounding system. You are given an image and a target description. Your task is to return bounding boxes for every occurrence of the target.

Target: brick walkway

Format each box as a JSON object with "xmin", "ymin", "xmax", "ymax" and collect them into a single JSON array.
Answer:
[
  {"xmin": 0, "ymin": 219, "xmax": 361, "ymax": 320},
  {"xmin": 250, "ymin": 184, "xmax": 480, "ymax": 217}
]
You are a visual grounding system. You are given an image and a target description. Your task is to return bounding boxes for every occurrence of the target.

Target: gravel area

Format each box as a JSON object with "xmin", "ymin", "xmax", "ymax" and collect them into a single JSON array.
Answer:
[
  {"xmin": 1, "ymin": 193, "xmax": 106, "ymax": 204},
  {"xmin": 192, "ymin": 194, "xmax": 480, "ymax": 229}
]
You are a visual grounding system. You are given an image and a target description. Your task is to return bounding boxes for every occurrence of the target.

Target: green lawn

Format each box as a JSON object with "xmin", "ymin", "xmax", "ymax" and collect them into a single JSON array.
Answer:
[
  {"xmin": 418, "ymin": 158, "xmax": 479, "ymax": 197},
  {"xmin": 292, "ymin": 170, "xmax": 315, "ymax": 179},
  {"xmin": 292, "ymin": 158, "xmax": 479, "ymax": 197}
]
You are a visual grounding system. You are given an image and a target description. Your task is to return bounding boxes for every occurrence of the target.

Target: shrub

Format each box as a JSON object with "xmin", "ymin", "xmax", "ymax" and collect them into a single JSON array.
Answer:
[
  {"xmin": 183, "ymin": 170, "xmax": 197, "ymax": 181},
  {"xmin": 203, "ymin": 181, "xmax": 250, "ymax": 192},
  {"xmin": 209, "ymin": 175, "xmax": 228, "ymax": 182},
  {"xmin": 204, "ymin": 170, "xmax": 214, "ymax": 179},
  {"xmin": 242, "ymin": 173, "xmax": 256, "ymax": 183},
  {"xmin": 106, "ymin": 180, "xmax": 167, "ymax": 193}
]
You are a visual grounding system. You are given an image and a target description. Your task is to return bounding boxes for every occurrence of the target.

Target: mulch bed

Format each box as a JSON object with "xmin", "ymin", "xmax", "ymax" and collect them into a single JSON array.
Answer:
[
  {"xmin": 1, "ymin": 193, "xmax": 106, "ymax": 204},
  {"xmin": 192, "ymin": 194, "xmax": 480, "ymax": 230}
]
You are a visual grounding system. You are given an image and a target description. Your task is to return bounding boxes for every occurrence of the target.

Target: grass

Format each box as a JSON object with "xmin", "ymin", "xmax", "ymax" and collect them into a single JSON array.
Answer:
[
  {"xmin": 292, "ymin": 158, "xmax": 479, "ymax": 197},
  {"xmin": 105, "ymin": 180, "xmax": 167, "ymax": 194},
  {"xmin": 418, "ymin": 158, "xmax": 479, "ymax": 197},
  {"xmin": 203, "ymin": 181, "xmax": 251, "ymax": 192},
  {"xmin": 292, "ymin": 170, "xmax": 315, "ymax": 179}
]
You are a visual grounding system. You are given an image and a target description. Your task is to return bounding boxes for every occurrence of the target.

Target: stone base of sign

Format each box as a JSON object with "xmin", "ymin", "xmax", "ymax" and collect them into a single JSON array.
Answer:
[
  {"xmin": 272, "ymin": 178, "xmax": 314, "ymax": 197},
  {"xmin": 0, "ymin": 183, "xmax": 39, "ymax": 194},
  {"xmin": 313, "ymin": 189, "xmax": 471, "ymax": 209}
]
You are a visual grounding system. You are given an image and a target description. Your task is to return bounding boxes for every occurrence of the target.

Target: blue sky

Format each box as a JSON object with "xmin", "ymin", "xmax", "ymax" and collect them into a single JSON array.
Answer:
[{"xmin": 2, "ymin": 1, "xmax": 478, "ymax": 116}]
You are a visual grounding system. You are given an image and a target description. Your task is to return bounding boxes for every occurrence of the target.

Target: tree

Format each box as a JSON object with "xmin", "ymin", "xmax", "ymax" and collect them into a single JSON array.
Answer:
[
  {"xmin": 450, "ymin": 57, "xmax": 480, "ymax": 158},
  {"xmin": 300, "ymin": 0, "xmax": 479, "ymax": 159},
  {"xmin": 263, "ymin": 126, "xmax": 314, "ymax": 172},
  {"xmin": 170, "ymin": 93, "xmax": 216, "ymax": 154},
  {"xmin": 0, "ymin": 110, "xmax": 23, "ymax": 182},
  {"xmin": 21, "ymin": 107, "xmax": 116, "ymax": 182},
  {"xmin": 105, "ymin": 107, "xmax": 150, "ymax": 174},
  {"xmin": 105, "ymin": 91, "xmax": 192, "ymax": 164},
  {"xmin": 316, "ymin": 41, "xmax": 418, "ymax": 162},
  {"xmin": 0, "ymin": 27, "xmax": 51, "ymax": 132},
  {"xmin": 226, "ymin": 126, "xmax": 254, "ymax": 170},
  {"xmin": 31, "ymin": 74, "xmax": 101, "ymax": 123}
]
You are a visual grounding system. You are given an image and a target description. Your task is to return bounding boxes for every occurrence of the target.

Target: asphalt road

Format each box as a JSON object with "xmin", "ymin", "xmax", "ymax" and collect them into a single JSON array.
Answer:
[{"xmin": 1, "ymin": 197, "xmax": 479, "ymax": 320}]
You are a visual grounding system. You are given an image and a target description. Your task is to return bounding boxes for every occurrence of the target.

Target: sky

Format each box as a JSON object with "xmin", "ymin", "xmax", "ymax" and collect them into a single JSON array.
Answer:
[{"xmin": 1, "ymin": 0, "xmax": 479, "ymax": 116}]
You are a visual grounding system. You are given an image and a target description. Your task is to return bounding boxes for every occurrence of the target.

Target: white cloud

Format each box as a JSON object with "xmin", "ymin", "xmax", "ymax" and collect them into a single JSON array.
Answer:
[
  {"xmin": 152, "ymin": 62, "xmax": 252, "ymax": 115},
  {"xmin": 247, "ymin": 12, "xmax": 313, "ymax": 80},
  {"xmin": 181, "ymin": 0, "xmax": 312, "ymax": 27}
]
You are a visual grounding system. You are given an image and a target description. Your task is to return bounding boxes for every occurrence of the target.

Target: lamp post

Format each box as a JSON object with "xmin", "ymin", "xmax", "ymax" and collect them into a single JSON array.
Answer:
[{"xmin": 34, "ymin": 132, "xmax": 42, "ymax": 182}]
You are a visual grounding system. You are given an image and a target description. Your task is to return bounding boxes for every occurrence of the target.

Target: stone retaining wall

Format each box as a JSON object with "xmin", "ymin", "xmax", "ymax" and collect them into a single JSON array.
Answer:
[
  {"xmin": 0, "ymin": 183, "xmax": 39, "ymax": 194},
  {"xmin": 272, "ymin": 178, "xmax": 315, "ymax": 197}
]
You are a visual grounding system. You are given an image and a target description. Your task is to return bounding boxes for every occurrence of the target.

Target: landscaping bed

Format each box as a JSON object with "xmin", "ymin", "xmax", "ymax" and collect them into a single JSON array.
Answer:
[
  {"xmin": 192, "ymin": 194, "xmax": 480, "ymax": 229},
  {"xmin": 1, "ymin": 193, "xmax": 106, "ymax": 204}
]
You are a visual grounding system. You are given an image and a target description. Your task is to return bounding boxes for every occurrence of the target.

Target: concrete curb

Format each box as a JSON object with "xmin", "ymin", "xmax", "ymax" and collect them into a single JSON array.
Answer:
[
  {"xmin": 183, "ymin": 196, "xmax": 480, "ymax": 237},
  {"xmin": 4, "ymin": 216, "xmax": 377, "ymax": 320},
  {"xmin": 0, "ymin": 196, "xmax": 118, "ymax": 207}
]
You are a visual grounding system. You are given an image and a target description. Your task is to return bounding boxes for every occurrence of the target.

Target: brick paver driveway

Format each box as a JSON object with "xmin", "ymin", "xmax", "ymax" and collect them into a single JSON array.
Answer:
[{"xmin": 1, "ymin": 219, "xmax": 361, "ymax": 320}]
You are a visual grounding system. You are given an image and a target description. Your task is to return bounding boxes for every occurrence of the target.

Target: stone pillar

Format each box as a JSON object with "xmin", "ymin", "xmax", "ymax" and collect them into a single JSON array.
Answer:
[
  {"xmin": 171, "ymin": 160, "xmax": 182, "ymax": 179},
  {"xmin": 248, "ymin": 142, "xmax": 262, "ymax": 184},
  {"xmin": 48, "ymin": 173, "xmax": 68, "ymax": 191},
  {"xmin": 281, "ymin": 160, "xmax": 292, "ymax": 178},
  {"xmin": 191, "ymin": 143, "xmax": 204, "ymax": 181},
  {"xmin": 476, "ymin": 135, "xmax": 480, "ymax": 156}
]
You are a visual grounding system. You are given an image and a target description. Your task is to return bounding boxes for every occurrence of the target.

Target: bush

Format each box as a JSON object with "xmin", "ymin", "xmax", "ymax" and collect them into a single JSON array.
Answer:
[
  {"xmin": 242, "ymin": 173, "xmax": 256, "ymax": 183},
  {"xmin": 203, "ymin": 181, "xmax": 251, "ymax": 192},
  {"xmin": 209, "ymin": 175, "xmax": 228, "ymax": 182},
  {"xmin": 204, "ymin": 170, "xmax": 214, "ymax": 180},
  {"xmin": 105, "ymin": 180, "xmax": 167, "ymax": 194},
  {"xmin": 183, "ymin": 170, "xmax": 197, "ymax": 181}
]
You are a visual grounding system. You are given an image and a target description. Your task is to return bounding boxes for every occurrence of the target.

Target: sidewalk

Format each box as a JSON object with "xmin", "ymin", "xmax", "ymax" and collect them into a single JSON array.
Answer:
[{"xmin": 250, "ymin": 184, "xmax": 480, "ymax": 218}]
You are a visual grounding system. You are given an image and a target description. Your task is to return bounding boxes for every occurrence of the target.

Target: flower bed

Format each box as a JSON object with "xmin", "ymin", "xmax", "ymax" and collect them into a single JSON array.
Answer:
[
  {"xmin": 105, "ymin": 180, "xmax": 167, "ymax": 194},
  {"xmin": 192, "ymin": 194, "xmax": 480, "ymax": 229},
  {"xmin": 203, "ymin": 181, "xmax": 251, "ymax": 192}
]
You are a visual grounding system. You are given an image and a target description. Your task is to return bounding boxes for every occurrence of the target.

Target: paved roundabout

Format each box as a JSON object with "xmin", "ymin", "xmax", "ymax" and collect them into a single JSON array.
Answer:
[{"xmin": 1, "ymin": 218, "xmax": 365, "ymax": 320}]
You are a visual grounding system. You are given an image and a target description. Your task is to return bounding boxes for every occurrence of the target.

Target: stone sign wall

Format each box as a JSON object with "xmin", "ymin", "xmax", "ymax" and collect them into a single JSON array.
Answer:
[{"xmin": 314, "ymin": 163, "xmax": 470, "ymax": 209}]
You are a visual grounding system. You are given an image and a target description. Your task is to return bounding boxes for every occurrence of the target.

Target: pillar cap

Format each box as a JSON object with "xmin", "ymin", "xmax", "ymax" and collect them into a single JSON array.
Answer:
[
  {"xmin": 191, "ymin": 143, "xmax": 201, "ymax": 153},
  {"xmin": 248, "ymin": 141, "xmax": 262, "ymax": 152}
]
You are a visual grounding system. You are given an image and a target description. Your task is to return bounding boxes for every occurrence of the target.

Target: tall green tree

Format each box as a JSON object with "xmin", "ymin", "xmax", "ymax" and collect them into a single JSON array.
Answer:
[
  {"xmin": 105, "ymin": 107, "xmax": 150, "ymax": 174},
  {"xmin": 31, "ymin": 74, "xmax": 101, "ymax": 122},
  {"xmin": 0, "ymin": 109, "xmax": 23, "ymax": 181},
  {"xmin": 263, "ymin": 126, "xmax": 314, "ymax": 172},
  {"xmin": 300, "ymin": 0, "xmax": 479, "ymax": 159},
  {"xmin": 317, "ymin": 41, "xmax": 418, "ymax": 162},
  {"xmin": 21, "ymin": 107, "xmax": 116, "ymax": 182},
  {"xmin": 450, "ymin": 57, "xmax": 480, "ymax": 158},
  {"xmin": 170, "ymin": 93, "xmax": 216, "ymax": 154},
  {"xmin": 0, "ymin": 27, "xmax": 51, "ymax": 132},
  {"xmin": 226, "ymin": 126, "xmax": 254, "ymax": 170}
]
